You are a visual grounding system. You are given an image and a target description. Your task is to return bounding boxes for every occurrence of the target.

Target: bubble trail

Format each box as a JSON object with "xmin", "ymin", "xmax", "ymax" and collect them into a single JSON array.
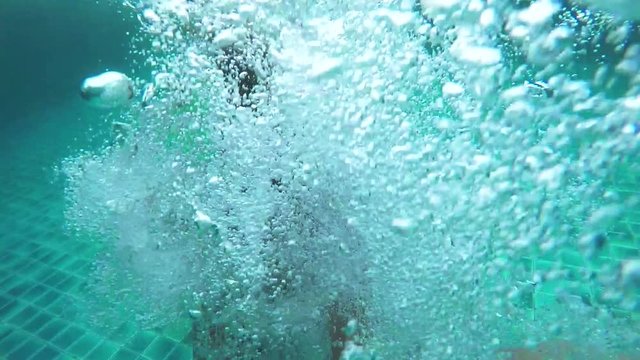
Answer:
[{"xmin": 64, "ymin": 0, "xmax": 640, "ymax": 358}]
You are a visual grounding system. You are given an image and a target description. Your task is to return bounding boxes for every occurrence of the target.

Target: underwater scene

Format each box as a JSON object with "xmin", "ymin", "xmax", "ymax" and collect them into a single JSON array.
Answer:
[{"xmin": 2, "ymin": 0, "xmax": 640, "ymax": 359}]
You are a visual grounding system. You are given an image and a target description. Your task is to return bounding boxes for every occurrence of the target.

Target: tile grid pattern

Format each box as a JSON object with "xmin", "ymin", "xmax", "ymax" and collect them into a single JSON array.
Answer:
[
  {"xmin": 1, "ymin": 125, "xmax": 193, "ymax": 359},
  {"xmin": 3, "ymin": 106, "xmax": 640, "ymax": 358},
  {"xmin": 0, "ymin": 209, "xmax": 193, "ymax": 359},
  {"xmin": 522, "ymin": 162, "xmax": 640, "ymax": 320}
]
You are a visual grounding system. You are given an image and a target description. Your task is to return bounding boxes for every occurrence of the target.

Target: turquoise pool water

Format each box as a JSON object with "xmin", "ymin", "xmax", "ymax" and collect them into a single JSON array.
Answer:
[
  {"xmin": 3, "ymin": 1, "xmax": 640, "ymax": 359},
  {"xmin": 0, "ymin": 2, "xmax": 192, "ymax": 359}
]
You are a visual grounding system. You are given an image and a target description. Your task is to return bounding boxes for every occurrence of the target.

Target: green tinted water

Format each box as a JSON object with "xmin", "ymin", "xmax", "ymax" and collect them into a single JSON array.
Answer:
[
  {"xmin": 2, "ymin": 1, "xmax": 640, "ymax": 359},
  {"xmin": 0, "ymin": 2, "xmax": 191, "ymax": 359}
]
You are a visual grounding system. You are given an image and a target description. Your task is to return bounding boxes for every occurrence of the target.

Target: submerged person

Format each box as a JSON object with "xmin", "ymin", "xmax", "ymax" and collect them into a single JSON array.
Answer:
[{"xmin": 187, "ymin": 27, "xmax": 372, "ymax": 360}]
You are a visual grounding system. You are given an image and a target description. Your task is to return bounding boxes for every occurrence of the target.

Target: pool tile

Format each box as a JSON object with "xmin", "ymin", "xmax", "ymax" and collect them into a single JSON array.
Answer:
[
  {"xmin": 0, "ymin": 269, "xmax": 14, "ymax": 283},
  {"xmin": 6, "ymin": 336, "xmax": 45, "ymax": 360},
  {"xmin": 51, "ymin": 325, "xmax": 84, "ymax": 349},
  {"xmin": 610, "ymin": 245, "xmax": 639, "ymax": 260},
  {"xmin": 86, "ymin": 340, "xmax": 119, "ymax": 360},
  {"xmin": 28, "ymin": 246, "xmax": 48, "ymax": 260},
  {"xmin": 56, "ymin": 275, "xmax": 80, "ymax": 292},
  {"xmin": 0, "ymin": 294, "xmax": 13, "ymax": 309},
  {"xmin": 125, "ymin": 331, "xmax": 156, "ymax": 353},
  {"xmin": 143, "ymin": 336, "xmax": 178, "ymax": 359},
  {"xmin": 36, "ymin": 319, "xmax": 69, "ymax": 342},
  {"xmin": 41, "ymin": 270, "xmax": 68, "ymax": 288},
  {"xmin": 162, "ymin": 318, "xmax": 192, "ymax": 343},
  {"xmin": 37, "ymin": 251, "xmax": 59, "ymax": 265},
  {"xmin": 67, "ymin": 333, "xmax": 102, "ymax": 357},
  {"xmin": 0, "ymin": 325, "xmax": 12, "ymax": 342},
  {"xmin": 50, "ymin": 253, "xmax": 73, "ymax": 268},
  {"xmin": 29, "ymin": 344, "xmax": 62, "ymax": 360},
  {"xmin": 626, "ymin": 221, "xmax": 640, "ymax": 241},
  {"xmin": 23, "ymin": 311, "xmax": 53, "ymax": 333},
  {"xmin": 0, "ymin": 330, "xmax": 30, "ymax": 355},
  {"xmin": 0, "ymin": 275, "xmax": 21, "ymax": 292},
  {"xmin": 109, "ymin": 322, "xmax": 137, "ymax": 343},
  {"xmin": 0, "ymin": 251, "xmax": 12, "ymax": 265},
  {"xmin": 46, "ymin": 295, "xmax": 78, "ymax": 319},
  {"xmin": 559, "ymin": 249, "xmax": 586, "ymax": 268},
  {"xmin": 0, "ymin": 299, "xmax": 21, "ymax": 319},
  {"xmin": 7, "ymin": 304, "xmax": 39, "ymax": 326},
  {"xmin": 33, "ymin": 289, "xmax": 62, "ymax": 307},
  {"xmin": 534, "ymin": 290, "xmax": 557, "ymax": 310},
  {"xmin": 63, "ymin": 258, "xmax": 88, "ymax": 272},
  {"xmin": 165, "ymin": 344, "xmax": 192, "ymax": 360},
  {"xmin": 21, "ymin": 284, "xmax": 49, "ymax": 302},
  {"xmin": 14, "ymin": 259, "xmax": 42, "ymax": 274},
  {"xmin": 111, "ymin": 347, "xmax": 140, "ymax": 360},
  {"xmin": 8, "ymin": 281, "xmax": 34, "ymax": 298},
  {"xmin": 30, "ymin": 267, "xmax": 56, "ymax": 283}
]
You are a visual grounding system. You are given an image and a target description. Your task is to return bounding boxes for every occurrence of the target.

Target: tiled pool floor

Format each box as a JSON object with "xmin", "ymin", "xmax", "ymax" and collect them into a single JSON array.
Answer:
[
  {"xmin": 3, "ymin": 99, "xmax": 640, "ymax": 359},
  {"xmin": 0, "ymin": 106, "xmax": 194, "ymax": 360}
]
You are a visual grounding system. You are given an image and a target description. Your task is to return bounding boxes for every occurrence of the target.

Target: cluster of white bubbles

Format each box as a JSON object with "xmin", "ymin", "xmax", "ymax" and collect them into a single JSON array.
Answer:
[{"xmin": 63, "ymin": 0, "xmax": 640, "ymax": 358}]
